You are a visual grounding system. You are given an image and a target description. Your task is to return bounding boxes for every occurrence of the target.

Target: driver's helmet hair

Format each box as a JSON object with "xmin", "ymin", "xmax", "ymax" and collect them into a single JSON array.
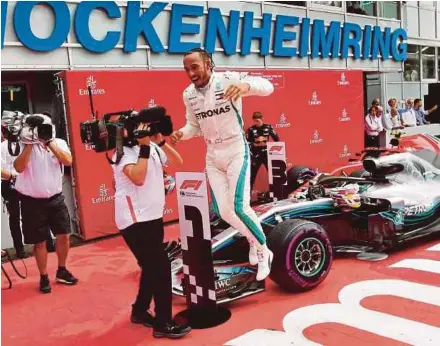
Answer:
[
  {"xmin": 329, "ymin": 184, "xmax": 361, "ymax": 210},
  {"xmin": 164, "ymin": 173, "xmax": 176, "ymax": 195},
  {"xmin": 298, "ymin": 167, "xmax": 318, "ymax": 182}
]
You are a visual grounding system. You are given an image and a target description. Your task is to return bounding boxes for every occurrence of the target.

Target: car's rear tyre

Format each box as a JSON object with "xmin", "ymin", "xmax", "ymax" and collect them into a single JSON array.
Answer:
[{"xmin": 267, "ymin": 219, "xmax": 333, "ymax": 292}]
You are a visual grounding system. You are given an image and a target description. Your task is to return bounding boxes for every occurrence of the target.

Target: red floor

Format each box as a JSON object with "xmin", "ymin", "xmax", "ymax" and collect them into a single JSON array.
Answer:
[{"xmin": 2, "ymin": 224, "xmax": 440, "ymax": 346}]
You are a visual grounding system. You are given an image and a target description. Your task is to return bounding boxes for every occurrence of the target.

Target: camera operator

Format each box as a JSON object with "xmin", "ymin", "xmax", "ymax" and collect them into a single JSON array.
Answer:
[
  {"xmin": 13, "ymin": 114, "xmax": 77, "ymax": 293},
  {"xmin": 112, "ymin": 122, "xmax": 191, "ymax": 339},
  {"xmin": 1, "ymin": 131, "xmax": 27, "ymax": 259}
]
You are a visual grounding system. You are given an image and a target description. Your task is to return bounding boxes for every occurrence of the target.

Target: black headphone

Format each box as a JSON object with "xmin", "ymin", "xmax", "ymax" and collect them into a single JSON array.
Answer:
[{"xmin": 185, "ymin": 48, "xmax": 216, "ymax": 71}]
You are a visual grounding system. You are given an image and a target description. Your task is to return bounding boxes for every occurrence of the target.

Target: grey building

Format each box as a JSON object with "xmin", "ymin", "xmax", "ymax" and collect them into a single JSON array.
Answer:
[{"xmin": 1, "ymin": 1, "xmax": 439, "ymax": 112}]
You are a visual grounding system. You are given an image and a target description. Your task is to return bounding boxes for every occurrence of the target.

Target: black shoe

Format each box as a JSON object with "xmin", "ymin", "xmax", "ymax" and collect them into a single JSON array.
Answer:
[
  {"xmin": 39, "ymin": 275, "xmax": 51, "ymax": 294},
  {"xmin": 16, "ymin": 250, "xmax": 29, "ymax": 259},
  {"xmin": 131, "ymin": 310, "xmax": 155, "ymax": 328},
  {"xmin": 153, "ymin": 321, "xmax": 192, "ymax": 339},
  {"xmin": 56, "ymin": 268, "xmax": 78, "ymax": 285}
]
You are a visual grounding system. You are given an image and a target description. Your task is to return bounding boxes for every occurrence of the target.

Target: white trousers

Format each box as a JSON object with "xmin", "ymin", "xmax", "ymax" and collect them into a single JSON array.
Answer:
[{"xmin": 206, "ymin": 136, "xmax": 266, "ymax": 248}]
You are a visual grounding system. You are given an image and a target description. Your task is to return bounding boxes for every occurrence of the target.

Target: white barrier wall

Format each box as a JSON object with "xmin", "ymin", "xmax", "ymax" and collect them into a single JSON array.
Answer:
[{"xmin": 385, "ymin": 124, "xmax": 440, "ymax": 147}]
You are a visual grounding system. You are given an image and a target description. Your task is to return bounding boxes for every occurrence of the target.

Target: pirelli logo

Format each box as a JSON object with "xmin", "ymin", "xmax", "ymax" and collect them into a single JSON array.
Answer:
[{"xmin": 180, "ymin": 180, "xmax": 203, "ymax": 191}]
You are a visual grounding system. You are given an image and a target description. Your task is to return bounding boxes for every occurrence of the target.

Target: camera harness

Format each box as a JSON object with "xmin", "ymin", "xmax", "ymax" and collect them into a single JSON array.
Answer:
[{"xmin": 97, "ymin": 115, "xmax": 125, "ymax": 165}]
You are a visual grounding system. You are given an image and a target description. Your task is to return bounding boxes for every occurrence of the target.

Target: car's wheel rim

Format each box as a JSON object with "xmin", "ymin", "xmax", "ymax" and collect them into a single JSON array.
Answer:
[{"xmin": 294, "ymin": 237, "xmax": 326, "ymax": 277}]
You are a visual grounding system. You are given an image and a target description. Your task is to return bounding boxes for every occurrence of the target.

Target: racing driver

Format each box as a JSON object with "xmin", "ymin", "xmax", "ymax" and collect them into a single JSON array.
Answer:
[{"xmin": 171, "ymin": 48, "xmax": 274, "ymax": 281}]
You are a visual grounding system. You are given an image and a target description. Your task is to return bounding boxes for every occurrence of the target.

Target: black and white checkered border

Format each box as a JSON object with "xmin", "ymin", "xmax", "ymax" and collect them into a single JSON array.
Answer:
[{"xmin": 183, "ymin": 264, "xmax": 216, "ymax": 304}]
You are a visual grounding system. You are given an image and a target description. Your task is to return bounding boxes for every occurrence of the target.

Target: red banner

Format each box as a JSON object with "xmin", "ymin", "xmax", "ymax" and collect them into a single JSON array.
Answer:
[{"xmin": 62, "ymin": 70, "xmax": 363, "ymax": 240}]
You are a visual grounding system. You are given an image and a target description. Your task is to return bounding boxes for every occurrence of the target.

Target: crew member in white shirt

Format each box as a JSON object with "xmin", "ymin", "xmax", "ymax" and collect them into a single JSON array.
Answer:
[
  {"xmin": 383, "ymin": 107, "xmax": 404, "ymax": 131},
  {"xmin": 1, "ymin": 132, "xmax": 27, "ymax": 258},
  {"xmin": 112, "ymin": 122, "xmax": 191, "ymax": 339},
  {"xmin": 13, "ymin": 115, "xmax": 77, "ymax": 294},
  {"xmin": 399, "ymin": 98, "xmax": 417, "ymax": 127},
  {"xmin": 364, "ymin": 105, "xmax": 384, "ymax": 147}
]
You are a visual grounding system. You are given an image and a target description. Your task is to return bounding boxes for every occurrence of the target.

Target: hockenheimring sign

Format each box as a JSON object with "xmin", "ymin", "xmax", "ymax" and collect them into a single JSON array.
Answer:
[{"xmin": 1, "ymin": 1, "xmax": 407, "ymax": 61}]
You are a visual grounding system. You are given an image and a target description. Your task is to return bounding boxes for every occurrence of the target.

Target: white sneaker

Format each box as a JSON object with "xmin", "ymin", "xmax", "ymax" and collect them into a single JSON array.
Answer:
[
  {"xmin": 249, "ymin": 245, "xmax": 258, "ymax": 266},
  {"xmin": 256, "ymin": 249, "xmax": 273, "ymax": 281}
]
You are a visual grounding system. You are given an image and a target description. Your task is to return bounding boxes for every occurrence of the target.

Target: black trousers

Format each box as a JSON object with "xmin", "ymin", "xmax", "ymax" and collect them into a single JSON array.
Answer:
[
  {"xmin": 120, "ymin": 218, "xmax": 172, "ymax": 326},
  {"xmin": 250, "ymin": 148, "xmax": 268, "ymax": 189},
  {"xmin": 1, "ymin": 181, "xmax": 24, "ymax": 252}
]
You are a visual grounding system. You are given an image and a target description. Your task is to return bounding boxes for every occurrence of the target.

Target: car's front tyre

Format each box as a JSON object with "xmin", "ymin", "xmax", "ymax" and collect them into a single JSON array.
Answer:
[{"xmin": 267, "ymin": 219, "xmax": 333, "ymax": 291}]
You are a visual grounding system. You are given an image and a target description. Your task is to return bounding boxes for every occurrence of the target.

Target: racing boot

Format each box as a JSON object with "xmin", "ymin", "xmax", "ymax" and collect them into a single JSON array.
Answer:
[
  {"xmin": 249, "ymin": 244, "xmax": 258, "ymax": 266},
  {"xmin": 256, "ymin": 247, "xmax": 273, "ymax": 281}
]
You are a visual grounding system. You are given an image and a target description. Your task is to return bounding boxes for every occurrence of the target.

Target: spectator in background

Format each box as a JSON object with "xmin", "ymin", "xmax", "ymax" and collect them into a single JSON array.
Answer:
[
  {"xmin": 383, "ymin": 107, "xmax": 404, "ymax": 131},
  {"xmin": 365, "ymin": 105, "xmax": 383, "ymax": 148},
  {"xmin": 404, "ymin": 63, "xmax": 420, "ymax": 82},
  {"xmin": 399, "ymin": 98, "xmax": 417, "ymax": 127},
  {"xmin": 413, "ymin": 98, "xmax": 438, "ymax": 125},
  {"xmin": 377, "ymin": 106, "xmax": 384, "ymax": 118},
  {"xmin": 387, "ymin": 98, "xmax": 397, "ymax": 113},
  {"xmin": 347, "ymin": 2, "xmax": 367, "ymax": 15},
  {"xmin": 372, "ymin": 98, "xmax": 380, "ymax": 107}
]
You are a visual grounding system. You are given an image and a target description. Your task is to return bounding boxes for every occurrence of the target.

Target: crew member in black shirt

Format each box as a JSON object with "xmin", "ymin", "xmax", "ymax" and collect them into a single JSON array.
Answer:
[{"xmin": 246, "ymin": 112, "xmax": 280, "ymax": 190}]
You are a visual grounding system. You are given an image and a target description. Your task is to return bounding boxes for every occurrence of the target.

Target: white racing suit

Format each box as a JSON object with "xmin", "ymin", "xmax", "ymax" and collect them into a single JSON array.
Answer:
[{"xmin": 180, "ymin": 71, "xmax": 274, "ymax": 248}]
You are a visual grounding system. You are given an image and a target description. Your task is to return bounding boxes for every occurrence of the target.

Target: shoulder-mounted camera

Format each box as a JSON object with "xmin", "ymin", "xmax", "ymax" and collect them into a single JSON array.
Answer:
[
  {"xmin": 2, "ymin": 111, "xmax": 55, "ymax": 156},
  {"xmin": 79, "ymin": 87, "xmax": 173, "ymax": 164}
]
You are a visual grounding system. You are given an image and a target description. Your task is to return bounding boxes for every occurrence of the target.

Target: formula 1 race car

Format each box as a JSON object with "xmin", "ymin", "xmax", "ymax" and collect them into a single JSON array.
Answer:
[{"xmin": 169, "ymin": 134, "xmax": 440, "ymax": 302}]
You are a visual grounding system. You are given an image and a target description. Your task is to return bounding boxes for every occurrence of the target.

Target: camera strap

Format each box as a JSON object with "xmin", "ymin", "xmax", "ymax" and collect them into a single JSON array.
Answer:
[
  {"xmin": 96, "ymin": 117, "xmax": 122, "ymax": 165},
  {"xmin": 105, "ymin": 126, "xmax": 124, "ymax": 165},
  {"xmin": 7, "ymin": 140, "xmax": 20, "ymax": 157}
]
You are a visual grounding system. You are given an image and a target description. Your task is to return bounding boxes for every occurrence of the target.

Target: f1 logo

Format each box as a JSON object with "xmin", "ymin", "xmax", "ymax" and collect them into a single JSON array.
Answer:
[
  {"xmin": 270, "ymin": 145, "xmax": 284, "ymax": 153},
  {"xmin": 180, "ymin": 180, "xmax": 203, "ymax": 190}
]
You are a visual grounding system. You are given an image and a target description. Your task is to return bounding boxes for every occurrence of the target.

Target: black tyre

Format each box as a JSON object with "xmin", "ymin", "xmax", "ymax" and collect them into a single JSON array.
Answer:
[
  {"xmin": 267, "ymin": 219, "xmax": 333, "ymax": 292},
  {"xmin": 287, "ymin": 165, "xmax": 317, "ymax": 194}
]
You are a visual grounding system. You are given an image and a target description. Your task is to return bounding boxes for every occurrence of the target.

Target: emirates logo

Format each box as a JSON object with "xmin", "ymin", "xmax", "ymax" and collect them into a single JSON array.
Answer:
[
  {"xmin": 99, "ymin": 184, "xmax": 108, "ymax": 197},
  {"xmin": 275, "ymin": 113, "xmax": 291, "ymax": 128},
  {"xmin": 92, "ymin": 183, "xmax": 114, "ymax": 204},
  {"xmin": 308, "ymin": 91, "xmax": 321, "ymax": 106},
  {"xmin": 86, "ymin": 76, "xmax": 97, "ymax": 89},
  {"xmin": 79, "ymin": 75, "xmax": 105, "ymax": 96},
  {"xmin": 339, "ymin": 108, "xmax": 351, "ymax": 122},
  {"xmin": 337, "ymin": 72, "xmax": 350, "ymax": 86},
  {"xmin": 310, "ymin": 130, "xmax": 324, "ymax": 144},
  {"xmin": 339, "ymin": 144, "xmax": 352, "ymax": 158}
]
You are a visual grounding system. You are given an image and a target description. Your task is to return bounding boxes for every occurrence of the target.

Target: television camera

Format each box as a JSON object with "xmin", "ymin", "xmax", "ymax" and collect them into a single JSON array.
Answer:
[
  {"xmin": 1, "ymin": 110, "xmax": 55, "ymax": 156},
  {"xmin": 79, "ymin": 87, "xmax": 173, "ymax": 164}
]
